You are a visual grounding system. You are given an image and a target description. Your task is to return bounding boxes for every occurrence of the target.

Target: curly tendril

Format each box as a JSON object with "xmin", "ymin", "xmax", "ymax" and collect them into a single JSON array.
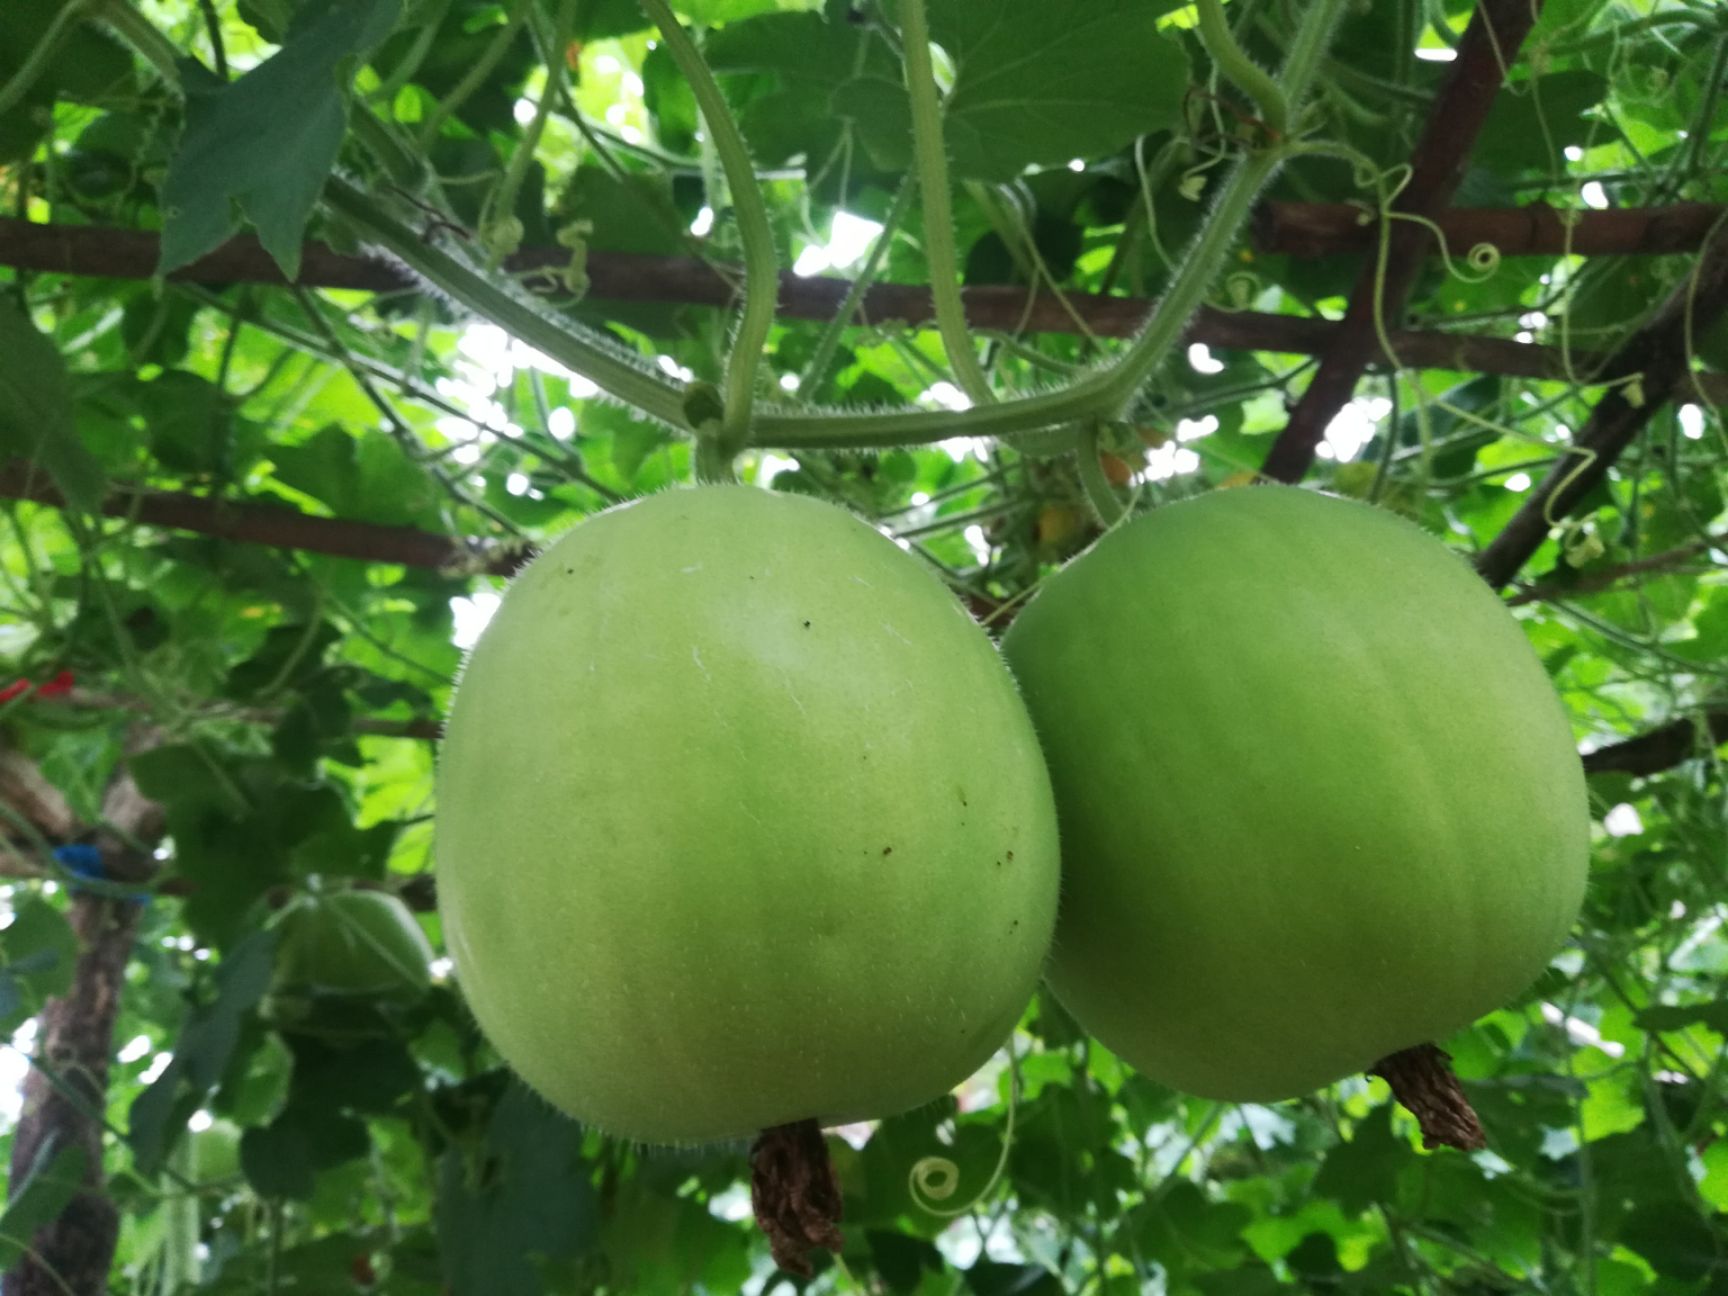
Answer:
[
  {"xmin": 1542, "ymin": 445, "xmax": 1601, "ymax": 529},
  {"xmin": 1465, "ymin": 242, "xmax": 1501, "ymax": 275},
  {"xmin": 907, "ymin": 1038, "xmax": 1024, "ymax": 1218},
  {"xmin": 1222, "ymin": 271, "xmax": 1261, "ymax": 310},
  {"xmin": 1384, "ymin": 211, "xmax": 1502, "ymax": 284}
]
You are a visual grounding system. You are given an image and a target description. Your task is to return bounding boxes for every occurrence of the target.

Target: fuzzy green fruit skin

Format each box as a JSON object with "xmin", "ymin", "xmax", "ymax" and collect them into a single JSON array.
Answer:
[
  {"xmin": 271, "ymin": 891, "xmax": 435, "ymax": 1004},
  {"xmin": 1001, "ymin": 486, "xmax": 1589, "ymax": 1102},
  {"xmin": 436, "ymin": 486, "xmax": 1060, "ymax": 1144}
]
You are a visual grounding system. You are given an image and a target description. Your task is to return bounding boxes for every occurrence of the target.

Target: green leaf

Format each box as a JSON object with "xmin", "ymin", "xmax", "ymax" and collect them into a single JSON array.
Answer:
[
  {"xmin": 705, "ymin": 9, "xmax": 903, "ymax": 174},
  {"xmin": 1637, "ymin": 1001, "xmax": 1728, "ymax": 1034},
  {"xmin": 0, "ymin": 0, "xmax": 134, "ymax": 162},
  {"xmin": 1619, "ymin": 1201, "xmax": 1724, "ymax": 1282},
  {"xmin": 1126, "ymin": 1182, "xmax": 1253, "ymax": 1276},
  {"xmin": 966, "ymin": 1261, "xmax": 1064, "ymax": 1295},
  {"xmin": 128, "ymin": 743, "xmax": 246, "ymax": 818},
  {"xmin": 224, "ymin": 620, "xmax": 342, "ymax": 700},
  {"xmin": 0, "ymin": 897, "xmax": 79, "ymax": 1032},
  {"xmin": 832, "ymin": 0, "xmax": 1188, "ymax": 181},
  {"xmin": 240, "ymin": 1102, "xmax": 370, "ymax": 1199},
  {"xmin": 867, "ymin": 1229, "xmax": 944, "ymax": 1293},
  {"xmin": 0, "ymin": 1141, "xmax": 87, "ymax": 1269},
  {"xmin": 132, "ymin": 370, "xmax": 239, "ymax": 474},
  {"xmin": 157, "ymin": 0, "xmax": 403, "ymax": 279},
  {"xmin": 1475, "ymin": 71, "xmax": 1611, "ymax": 174},
  {"xmin": 931, "ymin": 0, "xmax": 1190, "ymax": 181},
  {"xmin": 200, "ymin": 1234, "xmax": 376, "ymax": 1295},
  {"xmin": 1312, "ymin": 1104, "xmax": 1407, "ymax": 1214},
  {"xmin": 0, "ymin": 297, "xmax": 105, "ymax": 513},
  {"xmin": 436, "ymin": 1083, "xmax": 599, "ymax": 1296},
  {"xmin": 673, "ymin": 0, "xmax": 817, "ymax": 20},
  {"xmin": 267, "ymin": 424, "xmax": 440, "ymax": 526},
  {"xmin": 287, "ymin": 1037, "xmax": 420, "ymax": 1114},
  {"xmin": 719, "ymin": 0, "xmax": 1185, "ymax": 182},
  {"xmin": 128, "ymin": 928, "xmax": 280, "ymax": 1173}
]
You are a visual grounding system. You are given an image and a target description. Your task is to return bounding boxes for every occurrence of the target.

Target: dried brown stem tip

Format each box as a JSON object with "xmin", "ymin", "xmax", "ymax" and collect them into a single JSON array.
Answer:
[
  {"xmin": 1369, "ymin": 1043, "xmax": 1487, "ymax": 1150},
  {"xmin": 749, "ymin": 1119, "xmax": 844, "ymax": 1276}
]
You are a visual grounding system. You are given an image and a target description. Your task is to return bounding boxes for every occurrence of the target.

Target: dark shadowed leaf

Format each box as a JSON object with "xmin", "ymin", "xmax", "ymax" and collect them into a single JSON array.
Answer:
[
  {"xmin": 157, "ymin": 0, "xmax": 403, "ymax": 278},
  {"xmin": 0, "ymin": 298, "xmax": 104, "ymax": 512}
]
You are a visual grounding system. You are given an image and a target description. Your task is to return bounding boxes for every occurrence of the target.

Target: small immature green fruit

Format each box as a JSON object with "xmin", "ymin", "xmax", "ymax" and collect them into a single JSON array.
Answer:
[
  {"xmin": 188, "ymin": 1119, "xmax": 243, "ymax": 1185},
  {"xmin": 269, "ymin": 890, "xmax": 434, "ymax": 1017},
  {"xmin": 1001, "ymin": 486, "xmax": 1589, "ymax": 1103},
  {"xmin": 436, "ymin": 486, "xmax": 1061, "ymax": 1144}
]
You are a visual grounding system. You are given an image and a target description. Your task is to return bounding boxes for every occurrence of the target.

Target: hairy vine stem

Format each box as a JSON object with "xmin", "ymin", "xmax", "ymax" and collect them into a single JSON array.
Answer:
[
  {"xmin": 322, "ymin": 178, "xmax": 690, "ymax": 428},
  {"xmin": 638, "ymin": 0, "xmax": 778, "ymax": 469},
  {"xmin": 1077, "ymin": 423, "xmax": 1129, "ymax": 527},
  {"xmin": 247, "ymin": 0, "xmax": 1341, "ymax": 455},
  {"xmin": 899, "ymin": 0, "xmax": 992, "ymax": 404},
  {"xmin": 1196, "ymin": 0, "xmax": 1288, "ymax": 139},
  {"xmin": 748, "ymin": 0, "xmax": 1349, "ymax": 448}
]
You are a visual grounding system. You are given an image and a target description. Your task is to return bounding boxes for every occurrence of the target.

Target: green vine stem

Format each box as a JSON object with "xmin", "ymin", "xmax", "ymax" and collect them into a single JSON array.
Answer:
[
  {"xmin": 638, "ymin": 0, "xmax": 778, "ymax": 465},
  {"xmin": 96, "ymin": 0, "xmax": 184, "ymax": 87},
  {"xmin": 482, "ymin": 0, "xmax": 577, "ymax": 258},
  {"xmin": 749, "ymin": 0, "xmax": 1347, "ymax": 449},
  {"xmin": 371, "ymin": 0, "xmax": 454, "ymax": 105},
  {"xmin": 1196, "ymin": 0, "xmax": 1288, "ymax": 138},
  {"xmin": 0, "ymin": 0, "xmax": 88, "ymax": 118},
  {"xmin": 322, "ymin": 178, "xmax": 689, "ymax": 428},
  {"xmin": 317, "ymin": 0, "xmax": 1341, "ymax": 455},
  {"xmin": 417, "ymin": 0, "xmax": 533, "ymax": 145},
  {"xmin": 350, "ymin": 107, "xmax": 429, "ymax": 192},
  {"xmin": 1076, "ymin": 422, "xmax": 1129, "ymax": 528},
  {"xmin": 899, "ymin": 0, "xmax": 992, "ymax": 404}
]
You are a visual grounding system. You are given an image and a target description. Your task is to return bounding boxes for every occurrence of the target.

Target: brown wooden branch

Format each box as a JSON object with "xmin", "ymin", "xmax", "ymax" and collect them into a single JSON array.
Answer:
[
  {"xmin": 1258, "ymin": 0, "xmax": 1544, "ymax": 485},
  {"xmin": 1505, "ymin": 532, "xmax": 1725, "ymax": 606},
  {"xmin": 1475, "ymin": 225, "xmax": 1728, "ymax": 589},
  {"xmin": 0, "ymin": 751, "xmax": 79, "ymax": 861},
  {"xmin": 4, "ymin": 734, "xmax": 164, "ymax": 1296},
  {"xmin": 0, "ymin": 459, "xmax": 527, "ymax": 577},
  {"xmin": 1581, "ymin": 709, "xmax": 1728, "ymax": 776},
  {"xmin": 1255, "ymin": 202, "xmax": 1728, "ymax": 259},
  {"xmin": 3, "ymin": 219, "xmax": 1724, "ymax": 405}
]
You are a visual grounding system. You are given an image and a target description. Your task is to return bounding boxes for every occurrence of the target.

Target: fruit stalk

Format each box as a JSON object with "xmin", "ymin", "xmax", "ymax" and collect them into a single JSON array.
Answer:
[
  {"xmin": 750, "ymin": 1120, "xmax": 843, "ymax": 1277},
  {"xmin": 1368, "ymin": 1044, "xmax": 1487, "ymax": 1151},
  {"xmin": 637, "ymin": 0, "xmax": 778, "ymax": 460}
]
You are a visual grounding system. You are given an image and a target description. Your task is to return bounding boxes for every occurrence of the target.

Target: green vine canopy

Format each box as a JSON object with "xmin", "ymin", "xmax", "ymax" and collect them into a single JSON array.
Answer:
[{"xmin": 0, "ymin": 0, "xmax": 1725, "ymax": 1292}]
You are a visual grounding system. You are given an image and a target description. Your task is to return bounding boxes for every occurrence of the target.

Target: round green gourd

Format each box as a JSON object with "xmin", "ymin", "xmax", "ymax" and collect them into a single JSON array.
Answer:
[
  {"xmin": 271, "ymin": 890, "xmax": 435, "ymax": 1006},
  {"xmin": 436, "ymin": 486, "xmax": 1061, "ymax": 1144},
  {"xmin": 1001, "ymin": 486, "xmax": 1589, "ymax": 1102}
]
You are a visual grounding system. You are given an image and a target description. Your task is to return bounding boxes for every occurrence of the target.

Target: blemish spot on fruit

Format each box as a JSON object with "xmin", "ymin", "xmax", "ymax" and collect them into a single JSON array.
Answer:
[
  {"xmin": 803, "ymin": 620, "xmax": 812, "ymax": 628},
  {"xmin": 882, "ymin": 846, "xmax": 893, "ymax": 856},
  {"xmin": 1006, "ymin": 850, "xmax": 1014, "ymax": 862},
  {"xmin": 957, "ymin": 786, "xmax": 968, "ymax": 807}
]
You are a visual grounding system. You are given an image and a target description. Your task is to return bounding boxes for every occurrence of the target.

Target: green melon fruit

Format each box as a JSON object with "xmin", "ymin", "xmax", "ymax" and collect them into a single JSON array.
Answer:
[
  {"xmin": 436, "ymin": 486, "xmax": 1061, "ymax": 1144},
  {"xmin": 1001, "ymin": 486, "xmax": 1589, "ymax": 1102},
  {"xmin": 188, "ymin": 1118, "xmax": 244, "ymax": 1185},
  {"xmin": 269, "ymin": 890, "xmax": 434, "ymax": 1014}
]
